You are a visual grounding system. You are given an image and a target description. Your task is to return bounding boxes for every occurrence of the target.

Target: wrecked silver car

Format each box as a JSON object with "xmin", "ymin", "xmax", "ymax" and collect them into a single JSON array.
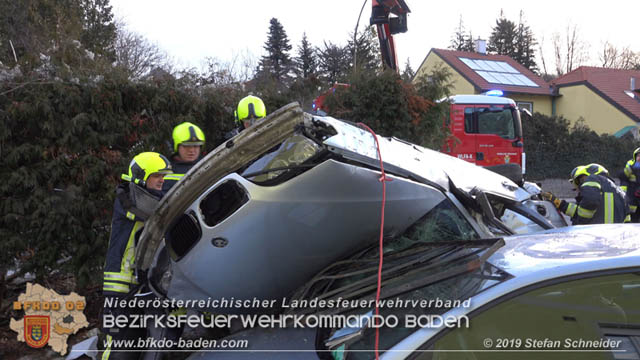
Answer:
[{"xmin": 135, "ymin": 102, "xmax": 566, "ymax": 309}]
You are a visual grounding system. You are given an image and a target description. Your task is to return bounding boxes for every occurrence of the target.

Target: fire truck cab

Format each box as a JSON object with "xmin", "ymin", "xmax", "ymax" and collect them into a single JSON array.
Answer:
[{"xmin": 443, "ymin": 94, "xmax": 526, "ymax": 176}]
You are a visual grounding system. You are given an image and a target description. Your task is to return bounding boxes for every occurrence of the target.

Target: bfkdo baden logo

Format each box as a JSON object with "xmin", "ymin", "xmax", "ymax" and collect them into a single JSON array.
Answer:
[
  {"xmin": 10, "ymin": 283, "xmax": 89, "ymax": 355},
  {"xmin": 24, "ymin": 315, "xmax": 50, "ymax": 348}
]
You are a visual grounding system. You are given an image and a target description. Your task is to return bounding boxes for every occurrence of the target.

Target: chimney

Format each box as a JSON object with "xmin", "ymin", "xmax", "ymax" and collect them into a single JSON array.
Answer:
[{"xmin": 474, "ymin": 38, "xmax": 487, "ymax": 55}]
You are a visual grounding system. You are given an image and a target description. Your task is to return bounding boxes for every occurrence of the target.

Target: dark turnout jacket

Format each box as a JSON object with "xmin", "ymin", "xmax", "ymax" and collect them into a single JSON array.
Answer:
[{"xmin": 558, "ymin": 174, "xmax": 629, "ymax": 225}]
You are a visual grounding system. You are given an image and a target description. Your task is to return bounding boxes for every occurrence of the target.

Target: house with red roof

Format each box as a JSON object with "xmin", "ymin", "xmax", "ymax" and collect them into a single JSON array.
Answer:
[
  {"xmin": 552, "ymin": 67, "xmax": 640, "ymax": 138},
  {"xmin": 414, "ymin": 46, "xmax": 640, "ymax": 138},
  {"xmin": 413, "ymin": 46, "xmax": 554, "ymax": 115}
]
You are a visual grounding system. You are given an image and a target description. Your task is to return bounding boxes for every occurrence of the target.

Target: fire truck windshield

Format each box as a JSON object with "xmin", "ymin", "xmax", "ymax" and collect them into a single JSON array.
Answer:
[{"xmin": 476, "ymin": 106, "xmax": 517, "ymax": 139}]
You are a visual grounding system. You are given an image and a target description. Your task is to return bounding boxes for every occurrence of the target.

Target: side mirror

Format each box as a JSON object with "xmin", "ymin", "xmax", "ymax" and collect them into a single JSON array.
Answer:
[{"xmin": 520, "ymin": 108, "xmax": 532, "ymax": 119}]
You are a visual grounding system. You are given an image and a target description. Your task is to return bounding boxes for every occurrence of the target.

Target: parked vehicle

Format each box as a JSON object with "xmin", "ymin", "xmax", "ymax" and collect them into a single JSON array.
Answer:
[{"xmin": 443, "ymin": 94, "xmax": 528, "ymax": 182}]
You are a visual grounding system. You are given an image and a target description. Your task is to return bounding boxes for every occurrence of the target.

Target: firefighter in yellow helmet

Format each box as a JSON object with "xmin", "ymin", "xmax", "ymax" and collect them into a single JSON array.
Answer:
[
  {"xmin": 541, "ymin": 164, "xmax": 630, "ymax": 225},
  {"xmin": 102, "ymin": 152, "xmax": 172, "ymax": 359},
  {"xmin": 235, "ymin": 95, "xmax": 266, "ymax": 131},
  {"xmin": 162, "ymin": 122, "xmax": 206, "ymax": 191},
  {"xmin": 620, "ymin": 147, "xmax": 640, "ymax": 222}
]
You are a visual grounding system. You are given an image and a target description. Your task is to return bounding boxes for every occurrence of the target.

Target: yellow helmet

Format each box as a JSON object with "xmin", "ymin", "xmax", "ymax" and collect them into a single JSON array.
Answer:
[
  {"xmin": 121, "ymin": 152, "xmax": 172, "ymax": 186},
  {"xmin": 172, "ymin": 122, "xmax": 205, "ymax": 153},
  {"xmin": 569, "ymin": 163, "xmax": 609, "ymax": 188},
  {"xmin": 584, "ymin": 163, "xmax": 609, "ymax": 177},
  {"xmin": 235, "ymin": 95, "xmax": 266, "ymax": 123},
  {"xmin": 633, "ymin": 147, "xmax": 640, "ymax": 164},
  {"xmin": 569, "ymin": 165, "xmax": 589, "ymax": 188}
]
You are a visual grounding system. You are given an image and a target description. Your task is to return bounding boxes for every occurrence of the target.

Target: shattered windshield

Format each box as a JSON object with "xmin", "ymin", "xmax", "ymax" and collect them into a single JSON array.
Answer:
[
  {"xmin": 284, "ymin": 200, "xmax": 508, "ymax": 357},
  {"xmin": 240, "ymin": 134, "xmax": 322, "ymax": 184}
]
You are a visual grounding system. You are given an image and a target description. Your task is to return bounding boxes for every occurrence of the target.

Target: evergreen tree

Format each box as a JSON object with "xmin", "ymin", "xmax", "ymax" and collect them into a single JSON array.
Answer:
[
  {"xmin": 487, "ymin": 11, "xmax": 517, "ymax": 56},
  {"xmin": 80, "ymin": 0, "xmax": 117, "ymax": 59},
  {"xmin": 257, "ymin": 18, "xmax": 293, "ymax": 83},
  {"xmin": 488, "ymin": 10, "xmax": 538, "ymax": 72},
  {"xmin": 449, "ymin": 16, "xmax": 474, "ymax": 52},
  {"xmin": 401, "ymin": 58, "xmax": 414, "ymax": 82},
  {"xmin": 347, "ymin": 26, "xmax": 380, "ymax": 75},
  {"xmin": 513, "ymin": 11, "xmax": 538, "ymax": 72},
  {"xmin": 0, "ymin": 0, "xmax": 84, "ymax": 66},
  {"xmin": 316, "ymin": 41, "xmax": 349, "ymax": 85},
  {"xmin": 294, "ymin": 32, "xmax": 317, "ymax": 78}
]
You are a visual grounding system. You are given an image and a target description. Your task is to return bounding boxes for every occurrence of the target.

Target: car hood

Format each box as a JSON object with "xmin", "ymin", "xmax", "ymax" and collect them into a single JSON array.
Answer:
[{"xmin": 487, "ymin": 223, "xmax": 640, "ymax": 279}]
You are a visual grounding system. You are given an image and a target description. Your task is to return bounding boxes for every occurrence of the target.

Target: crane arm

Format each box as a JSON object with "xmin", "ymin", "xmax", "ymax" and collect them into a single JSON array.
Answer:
[{"xmin": 370, "ymin": 0, "xmax": 410, "ymax": 72}]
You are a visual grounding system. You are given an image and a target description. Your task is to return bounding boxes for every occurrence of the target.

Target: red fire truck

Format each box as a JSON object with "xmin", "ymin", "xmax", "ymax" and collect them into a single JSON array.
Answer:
[{"xmin": 443, "ymin": 93, "xmax": 526, "ymax": 175}]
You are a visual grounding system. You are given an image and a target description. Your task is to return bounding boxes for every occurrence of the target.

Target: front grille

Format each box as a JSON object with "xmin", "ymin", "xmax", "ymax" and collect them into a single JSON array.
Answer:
[{"xmin": 166, "ymin": 212, "xmax": 201, "ymax": 260}]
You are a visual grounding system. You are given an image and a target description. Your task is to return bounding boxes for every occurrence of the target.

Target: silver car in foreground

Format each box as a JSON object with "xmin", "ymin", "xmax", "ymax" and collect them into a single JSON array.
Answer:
[
  {"xmin": 135, "ymin": 103, "xmax": 565, "ymax": 308},
  {"xmin": 191, "ymin": 224, "xmax": 640, "ymax": 360}
]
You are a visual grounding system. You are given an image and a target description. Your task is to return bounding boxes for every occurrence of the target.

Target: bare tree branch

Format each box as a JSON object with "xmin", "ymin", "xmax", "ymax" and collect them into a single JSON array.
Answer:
[
  {"xmin": 600, "ymin": 41, "xmax": 640, "ymax": 70},
  {"xmin": 113, "ymin": 20, "xmax": 170, "ymax": 79},
  {"xmin": 552, "ymin": 24, "xmax": 589, "ymax": 76}
]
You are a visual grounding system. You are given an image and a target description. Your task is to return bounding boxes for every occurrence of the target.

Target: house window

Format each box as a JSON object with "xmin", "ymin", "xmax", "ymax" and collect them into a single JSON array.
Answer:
[{"xmin": 517, "ymin": 101, "xmax": 533, "ymax": 113}]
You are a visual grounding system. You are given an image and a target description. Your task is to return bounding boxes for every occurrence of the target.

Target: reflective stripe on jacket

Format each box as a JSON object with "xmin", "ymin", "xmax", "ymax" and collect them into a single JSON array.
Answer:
[
  {"xmin": 560, "ymin": 174, "xmax": 629, "ymax": 225},
  {"xmin": 103, "ymin": 184, "xmax": 144, "ymax": 296},
  {"xmin": 162, "ymin": 158, "xmax": 199, "ymax": 192}
]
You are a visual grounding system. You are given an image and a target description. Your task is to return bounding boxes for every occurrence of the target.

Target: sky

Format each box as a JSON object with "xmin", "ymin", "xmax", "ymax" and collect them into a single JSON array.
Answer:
[{"xmin": 110, "ymin": 0, "xmax": 640, "ymax": 74}]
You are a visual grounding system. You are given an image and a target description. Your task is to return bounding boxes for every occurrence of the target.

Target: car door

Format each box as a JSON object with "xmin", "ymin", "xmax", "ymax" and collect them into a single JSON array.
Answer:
[{"xmin": 415, "ymin": 269, "xmax": 640, "ymax": 359}]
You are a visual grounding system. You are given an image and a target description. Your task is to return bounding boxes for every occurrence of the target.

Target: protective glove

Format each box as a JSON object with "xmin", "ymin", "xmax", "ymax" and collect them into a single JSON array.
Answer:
[
  {"xmin": 541, "ymin": 191, "xmax": 561, "ymax": 208},
  {"xmin": 541, "ymin": 191, "xmax": 555, "ymax": 201}
]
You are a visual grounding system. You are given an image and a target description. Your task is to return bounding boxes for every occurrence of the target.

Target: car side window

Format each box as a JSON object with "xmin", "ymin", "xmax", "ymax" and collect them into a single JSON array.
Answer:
[{"xmin": 415, "ymin": 271, "xmax": 640, "ymax": 360}]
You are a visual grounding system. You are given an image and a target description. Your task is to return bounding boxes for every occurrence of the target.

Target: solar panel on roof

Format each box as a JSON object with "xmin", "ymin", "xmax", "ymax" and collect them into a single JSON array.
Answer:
[
  {"xmin": 476, "ymin": 71, "xmax": 500, "ymax": 84},
  {"xmin": 458, "ymin": 57, "xmax": 539, "ymax": 87},
  {"xmin": 477, "ymin": 61, "xmax": 495, "ymax": 71},
  {"xmin": 459, "ymin": 58, "xmax": 481, "ymax": 70},
  {"xmin": 485, "ymin": 61, "xmax": 506, "ymax": 72},
  {"xmin": 515, "ymin": 74, "xmax": 538, "ymax": 87},
  {"xmin": 491, "ymin": 72, "xmax": 515, "ymax": 85},
  {"xmin": 498, "ymin": 62, "xmax": 519, "ymax": 73},
  {"xmin": 503, "ymin": 73, "xmax": 527, "ymax": 86}
]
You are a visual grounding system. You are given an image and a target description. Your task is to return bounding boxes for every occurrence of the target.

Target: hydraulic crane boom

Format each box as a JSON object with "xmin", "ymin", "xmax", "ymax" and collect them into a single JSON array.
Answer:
[{"xmin": 370, "ymin": 0, "xmax": 410, "ymax": 72}]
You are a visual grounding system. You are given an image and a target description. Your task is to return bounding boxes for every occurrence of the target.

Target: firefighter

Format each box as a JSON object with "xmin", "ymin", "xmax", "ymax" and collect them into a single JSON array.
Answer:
[
  {"xmin": 541, "ymin": 164, "xmax": 630, "ymax": 225},
  {"xmin": 621, "ymin": 147, "xmax": 640, "ymax": 222},
  {"xmin": 162, "ymin": 122, "xmax": 205, "ymax": 191},
  {"xmin": 102, "ymin": 152, "xmax": 172, "ymax": 360},
  {"xmin": 235, "ymin": 95, "xmax": 266, "ymax": 131}
]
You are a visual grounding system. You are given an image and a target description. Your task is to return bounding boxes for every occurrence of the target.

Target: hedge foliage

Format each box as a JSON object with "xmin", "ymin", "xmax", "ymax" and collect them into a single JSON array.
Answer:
[
  {"xmin": 0, "ymin": 74, "xmax": 243, "ymax": 287},
  {"xmin": 523, "ymin": 113, "xmax": 638, "ymax": 180},
  {"xmin": 322, "ymin": 70, "xmax": 450, "ymax": 149}
]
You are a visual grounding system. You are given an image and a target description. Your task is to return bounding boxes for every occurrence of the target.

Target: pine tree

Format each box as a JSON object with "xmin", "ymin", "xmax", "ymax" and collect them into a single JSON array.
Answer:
[
  {"xmin": 449, "ymin": 16, "xmax": 474, "ymax": 52},
  {"xmin": 294, "ymin": 33, "xmax": 317, "ymax": 78},
  {"xmin": 316, "ymin": 41, "xmax": 349, "ymax": 85},
  {"xmin": 401, "ymin": 58, "xmax": 414, "ymax": 82},
  {"xmin": 0, "ymin": 0, "xmax": 84, "ymax": 65},
  {"xmin": 80, "ymin": 0, "xmax": 117, "ymax": 59},
  {"xmin": 488, "ymin": 13, "xmax": 517, "ymax": 56},
  {"xmin": 488, "ymin": 10, "xmax": 538, "ymax": 72},
  {"xmin": 348, "ymin": 26, "xmax": 380, "ymax": 75},
  {"xmin": 513, "ymin": 11, "xmax": 538, "ymax": 72},
  {"xmin": 257, "ymin": 18, "xmax": 293, "ymax": 83}
]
